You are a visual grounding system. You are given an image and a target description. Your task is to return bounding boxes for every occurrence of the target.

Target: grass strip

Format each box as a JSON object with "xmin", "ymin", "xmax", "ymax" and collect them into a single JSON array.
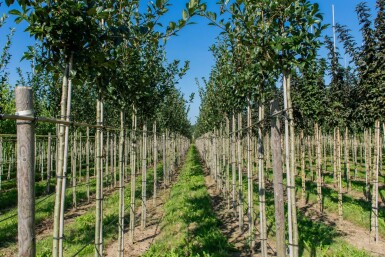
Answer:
[{"xmin": 144, "ymin": 145, "xmax": 236, "ymax": 257}]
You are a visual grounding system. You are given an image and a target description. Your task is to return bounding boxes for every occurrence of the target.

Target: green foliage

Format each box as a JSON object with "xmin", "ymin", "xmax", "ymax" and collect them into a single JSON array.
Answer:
[
  {"xmin": 336, "ymin": 1, "xmax": 385, "ymax": 126},
  {"xmin": 291, "ymin": 58, "xmax": 327, "ymax": 132}
]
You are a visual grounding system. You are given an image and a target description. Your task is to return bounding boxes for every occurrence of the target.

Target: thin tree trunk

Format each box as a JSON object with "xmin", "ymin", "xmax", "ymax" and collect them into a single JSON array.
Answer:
[
  {"xmin": 345, "ymin": 127, "xmax": 351, "ymax": 193},
  {"xmin": 371, "ymin": 120, "xmax": 380, "ymax": 243},
  {"xmin": 283, "ymin": 74, "xmax": 295, "ymax": 257},
  {"xmin": 58, "ymin": 54, "xmax": 74, "ymax": 257},
  {"xmin": 79, "ymin": 132, "xmax": 82, "ymax": 182},
  {"xmin": 129, "ymin": 106, "xmax": 137, "ymax": 243},
  {"xmin": 86, "ymin": 127, "xmax": 90, "ymax": 203},
  {"xmin": 118, "ymin": 111, "xmax": 125, "ymax": 257},
  {"xmin": 162, "ymin": 132, "xmax": 166, "ymax": 187},
  {"xmin": 237, "ymin": 112, "xmax": 244, "ymax": 231},
  {"xmin": 153, "ymin": 122, "xmax": 157, "ymax": 206},
  {"xmin": 46, "ymin": 133, "xmax": 52, "ymax": 193},
  {"xmin": 315, "ymin": 123, "xmax": 323, "ymax": 212},
  {"xmin": 300, "ymin": 130, "xmax": 305, "ymax": 203},
  {"xmin": 52, "ymin": 62, "xmax": 69, "ymax": 257},
  {"xmin": 337, "ymin": 127, "xmax": 343, "ymax": 222},
  {"xmin": 72, "ymin": 130, "xmax": 77, "ymax": 209},
  {"xmin": 232, "ymin": 113, "xmax": 236, "ymax": 211},
  {"xmin": 258, "ymin": 104, "xmax": 267, "ymax": 257},
  {"xmin": 95, "ymin": 97, "xmax": 104, "ymax": 257},
  {"xmin": 141, "ymin": 123, "xmax": 147, "ymax": 229},
  {"xmin": 246, "ymin": 101, "xmax": 254, "ymax": 249}
]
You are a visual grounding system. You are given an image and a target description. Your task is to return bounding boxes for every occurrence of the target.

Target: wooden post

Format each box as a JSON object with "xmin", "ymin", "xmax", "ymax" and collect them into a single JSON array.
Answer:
[
  {"xmin": 16, "ymin": 86, "xmax": 36, "ymax": 257},
  {"xmin": 271, "ymin": 99, "xmax": 285, "ymax": 257}
]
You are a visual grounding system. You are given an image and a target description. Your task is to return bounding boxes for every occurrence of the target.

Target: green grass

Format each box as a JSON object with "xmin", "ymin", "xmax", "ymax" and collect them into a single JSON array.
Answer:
[
  {"xmin": 228, "ymin": 163, "xmax": 373, "ymax": 257},
  {"xmin": 144, "ymin": 146, "xmax": 236, "ymax": 257},
  {"xmin": 35, "ymin": 163, "xmax": 163, "ymax": 257},
  {"xmin": 0, "ymin": 177, "xmax": 97, "ymax": 250}
]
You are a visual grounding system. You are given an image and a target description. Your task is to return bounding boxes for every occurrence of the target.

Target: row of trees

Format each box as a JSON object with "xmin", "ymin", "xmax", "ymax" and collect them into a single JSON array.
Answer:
[
  {"xmin": 1, "ymin": 0, "xmax": 201, "ymax": 256},
  {"xmin": 195, "ymin": 0, "xmax": 384, "ymax": 257}
]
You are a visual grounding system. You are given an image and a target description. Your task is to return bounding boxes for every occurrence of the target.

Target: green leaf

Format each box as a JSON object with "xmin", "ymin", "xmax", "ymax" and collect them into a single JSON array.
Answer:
[
  {"xmin": 8, "ymin": 9, "xmax": 21, "ymax": 16},
  {"xmin": 182, "ymin": 9, "xmax": 189, "ymax": 21}
]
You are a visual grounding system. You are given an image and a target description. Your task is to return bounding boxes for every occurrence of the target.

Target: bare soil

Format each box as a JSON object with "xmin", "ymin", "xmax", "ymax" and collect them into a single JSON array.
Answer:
[
  {"xmin": 204, "ymin": 171, "xmax": 277, "ymax": 257},
  {"xmin": 105, "ymin": 184, "xmax": 172, "ymax": 257},
  {"xmin": 298, "ymin": 201, "xmax": 385, "ymax": 256}
]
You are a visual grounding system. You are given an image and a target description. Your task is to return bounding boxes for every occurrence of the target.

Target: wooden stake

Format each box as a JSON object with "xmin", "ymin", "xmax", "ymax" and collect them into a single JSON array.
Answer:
[{"xmin": 16, "ymin": 86, "xmax": 36, "ymax": 257}]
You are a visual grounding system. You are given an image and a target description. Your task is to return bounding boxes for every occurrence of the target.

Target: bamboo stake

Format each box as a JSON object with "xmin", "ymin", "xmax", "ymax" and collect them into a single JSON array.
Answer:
[
  {"xmin": 237, "ymin": 112, "xmax": 244, "ymax": 231},
  {"xmin": 118, "ymin": 111, "xmax": 125, "ymax": 257},
  {"xmin": 371, "ymin": 120, "xmax": 380, "ymax": 243},
  {"xmin": 86, "ymin": 127, "xmax": 90, "ymax": 203},
  {"xmin": 258, "ymin": 104, "xmax": 267, "ymax": 257},
  {"xmin": 153, "ymin": 122, "xmax": 157, "ymax": 206},
  {"xmin": 141, "ymin": 123, "xmax": 147, "ymax": 229},
  {"xmin": 46, "ymin": 133, "xmax": 52, "ymax": 194}
]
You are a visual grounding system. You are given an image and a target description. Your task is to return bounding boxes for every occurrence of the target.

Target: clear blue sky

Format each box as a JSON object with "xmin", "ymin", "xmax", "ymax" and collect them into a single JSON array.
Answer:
[{"xmin": 0, "ymin": 0, "xmax": 377, "ymax": 124}]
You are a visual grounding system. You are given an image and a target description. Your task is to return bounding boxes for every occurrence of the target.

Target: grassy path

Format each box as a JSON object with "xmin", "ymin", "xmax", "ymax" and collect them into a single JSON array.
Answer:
[{"xmin": 143, "ymin": 145, "xmax": 236, "ymax": 257}]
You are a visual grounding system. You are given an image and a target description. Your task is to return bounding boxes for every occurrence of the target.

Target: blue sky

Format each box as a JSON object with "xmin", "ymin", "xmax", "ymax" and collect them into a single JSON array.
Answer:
[{"xmin": 0, "ymin": 0, "xmax": 378, "ymax": 124}]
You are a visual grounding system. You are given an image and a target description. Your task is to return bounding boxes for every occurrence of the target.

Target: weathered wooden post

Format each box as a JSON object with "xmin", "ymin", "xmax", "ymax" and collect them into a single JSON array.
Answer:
[{"xmin": 16, "ymin": 86, "xmax": 36, "ymax": 257}]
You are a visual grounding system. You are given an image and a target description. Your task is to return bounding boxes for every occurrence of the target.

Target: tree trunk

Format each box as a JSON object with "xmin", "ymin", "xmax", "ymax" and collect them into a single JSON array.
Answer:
[
  {"xmin": 141, "ymin": 123, "xmax": 147, "ymax": 229},
  {"xmin": 52, "ymin": 62, "xmax": 69, "ymax": 257},
  {"xmin": 118, "ymin": 111, "xmax": 125, "ymax": 257},
  {"xmin": 371, "ymin": 120, "xmax": 380, "ymax": 243},
  {"xmin": 315, "ymin": 123, "xmax": 323, "ymax": 212},
  {"xmin": 283, "ymin": 74, "xmax": 296, "ymax": 257},
  {"xmin": 58, "ymin": 54, "xmax": 74, "ymax": 257},
  {"xmin": 337, "ymin": 127, "xmax": 343, "ymax": 222},
  {"xmin": 153, "ymin": 122, "xmax": 158, "ymax": 206},
  {"xmin": 129, "ymin": 106, "xmax": 137, "ymax": 244},
  {"xmin": 345, "ymin": 127, "xmax": 351, "ymax": 193},
  {"xmin": 232, "ymin": 114, "xmax": 236, "ymax": 212},
  {"xmin": 258, "ymin": 104, "xmax": 267, "ymax": 257},
  {"xmin": 86, "ymin": 127, "xmax": 90, "ymax": 203},
  {"xmin": 246, "ymin": 101, "xmax": 254, "ymax": 248},
  {"xmin": 271, "ymin": 99, "xmax": 285, "ymax": 257},
  {"xmin": 95, "ymin": 97, "xmax": 104, "ymax": 257},
  {"xmin": 300, "ymin": 130, "xmax": 305, "ymax": 204},
  {"xmin": 237, "ymin": 112, "xmax": 244, "ymax": 231},
  {"xmin": 72, "ymin": 130, "xmax": 77, "ymax": 209},
  {"xmin": 46, "ymin": 133, "xmax": 52, "ymax": 194}
]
